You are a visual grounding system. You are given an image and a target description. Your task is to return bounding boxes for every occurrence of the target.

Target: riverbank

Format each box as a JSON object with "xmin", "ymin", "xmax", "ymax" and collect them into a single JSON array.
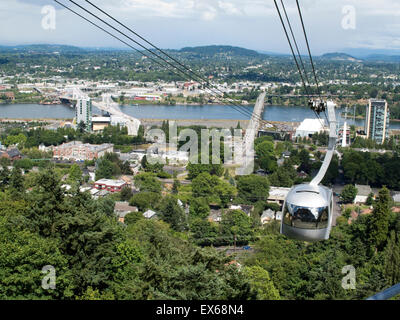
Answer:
[
  {"xmin": 119, "ymin": 118, "xmax": 300, "ymax": 130},
  {"xmin": 2, "ymin": 103, "xmax": 400, "ymax": 130}
]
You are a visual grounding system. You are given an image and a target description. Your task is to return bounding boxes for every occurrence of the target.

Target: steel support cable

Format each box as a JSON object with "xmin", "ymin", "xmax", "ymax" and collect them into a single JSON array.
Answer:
[
  {"xmin": 54, "ymin": 1, "xmax": 182, "ymax": 72},
  {"xmin": 274, "ymin": 0, "xmax": 310, "ymax": 99},
  {"xmin": 84, "ymin": 0, "xmax": 272, "ymax": 124},
  {"xmin": 53, "ymin": 1, "xmax": 255, "ymax": 119},
  {"xmin": 280, "ymin": 0, "xmax": 327, "ymax": 127},
  {"xmin": 54, "ymin": 0, "xmax": 256, "ymax": 124},
  {"xmin": 295, "ymin": 0, "xmax": 330, "ymax": 125},
  {"xmin": 54, "ymin": 1, "xmax": 254, "ymax": 120},
  {"xmin": 274, "ymin": 0, "xmax": 325, "ymax": 127},
  {"xmin": 66, "ymin": 0, "xmax": 269, "ymax": 126},
  {"xmin": 83, "ymin": 0, "xmax": 270, "ymax": 126},
  {"xmin": 295, "ymin": 0, "xmax": 321, "ymax": 99},
  {"xmin": 280, "ymin": 0, "xmax": 311, "ymax": 88}
]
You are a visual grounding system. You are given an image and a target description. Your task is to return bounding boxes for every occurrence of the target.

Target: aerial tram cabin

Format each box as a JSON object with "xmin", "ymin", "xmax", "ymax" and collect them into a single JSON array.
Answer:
[{"xmin": 280, "ymin": 100, "xmax": 337, "ymax": 241}]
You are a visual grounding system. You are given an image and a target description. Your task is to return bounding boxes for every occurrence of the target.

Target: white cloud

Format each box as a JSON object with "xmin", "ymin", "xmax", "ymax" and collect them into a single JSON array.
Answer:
[
  {"xmin": 218, "ymin": 1, "xmax": 241, "ymax": 16},
  {"xmin": 3, "ymin": 0, "xmax": 400, "ymax": 53}
]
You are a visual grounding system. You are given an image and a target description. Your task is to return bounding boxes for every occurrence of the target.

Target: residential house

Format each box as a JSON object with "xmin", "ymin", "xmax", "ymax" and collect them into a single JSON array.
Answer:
[
  {"xmin": 114, "ymin": 201, "xmax": 138, "ymax": 223},
  {"xmin": 354, "ymin": 185, "xmax": 373, "ymax": 204},
  {"xmin": 143, "ymin": 209, "xmax": 157, "ymax": 219},
  {"xmin": 94, "ymin": 179, "xmax": 127, "ymax": 193}
]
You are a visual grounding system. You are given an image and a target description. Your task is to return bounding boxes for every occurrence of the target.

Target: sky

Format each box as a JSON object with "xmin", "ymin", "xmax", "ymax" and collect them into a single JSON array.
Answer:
[{"xmin": 1, "ymin": 0, "xmax": 400, "ymax": 55}]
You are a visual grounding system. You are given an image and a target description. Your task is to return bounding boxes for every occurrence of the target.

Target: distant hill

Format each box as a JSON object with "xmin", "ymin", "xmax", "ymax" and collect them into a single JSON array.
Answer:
[
  {"xmin": 362, "ymin": 54, "xmax": 400, "ymax": 62},
  {"xmin": 5, "ymin": 44, "xmax": 400, "ymax": 63},
  {"xmin": 179, "ymin": 45, "xmax": 262, "ymax": 57},
  {"xmin": 320, "ymin": 52, "xmax": 362, "ymax": 62},
  {"xmin": 0, "ymin": 44, "xmax": 86, "ymax": 54}
]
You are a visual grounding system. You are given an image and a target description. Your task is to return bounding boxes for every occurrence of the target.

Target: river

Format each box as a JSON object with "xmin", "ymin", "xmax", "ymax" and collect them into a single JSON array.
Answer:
[{"xmin": 1, "ymin": 103, "xmax": 400, "ymax": 130}]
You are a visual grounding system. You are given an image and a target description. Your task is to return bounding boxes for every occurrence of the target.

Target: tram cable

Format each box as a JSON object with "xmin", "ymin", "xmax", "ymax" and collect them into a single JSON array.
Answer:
[
  {"xmin": 274, "ymin": 0, "xmax": 325, "ymax": 128},
  {"xmin": 81, "ymin": 0, "xmax": 271, "ymax": 126},
  {"xmin": 279, "ymin": 0, "xmax": 311, "ymax": 89},
  {"xmin": 295, "ymin": 0, "xmax": 330, "ymax": 124},
  {"xmin": 60, "ymin": 0, "xmax": 270, "ymax": 127}
]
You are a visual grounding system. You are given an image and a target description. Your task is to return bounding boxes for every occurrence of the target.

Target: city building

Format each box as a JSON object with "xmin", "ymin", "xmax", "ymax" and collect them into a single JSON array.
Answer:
[
  {"xmin": 354, "ymin": 184, "xmax": 373, "ymax": 204},
  {"xmin": 92, "ymin": 116, "xmax": 111, "ymax": 131},
  {"xmin": 258, "ymin": 130, "xmax": 292, "ymax": 141},
  {"xmin": 2, "ymin": 91, "xmax": 15, "ymax": 100},
  {"xmin": 94, "ymin": 179, "xmax": 127, "ymax": 193},
  {"xmin": 0, "ymin": 148, "xmax": 22, "ymax": 161},
  {"xmin": 267, "ymin": 187, "xmax": 291, "ymax": 206},
  {"xmin": 53, "ymin": 141, "xmax": 113, "ymax": 161},
  {"xmin": 114, "ymin": 201, "xmax": 138, "ymax": 223},
  {"xmin": 260, "ymin": 209, "xmax": 283, "ymax": 224},
  {"xmin": 295, "ymin": 119, "xmax": 326, "ymax": 138},
  {"xmin": 75, "ymin": 98, "xmax": 92, "ymax": 131},
  {"xmin": 365, "ymin": 99, "xmax": 390, "ymax": 144},
  {"xmin": 392, "ymin": 191, "xmax": 400, "ymax": 204}
]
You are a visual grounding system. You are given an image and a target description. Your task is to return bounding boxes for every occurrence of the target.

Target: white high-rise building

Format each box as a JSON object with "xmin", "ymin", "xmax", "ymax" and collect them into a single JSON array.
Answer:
[
  {"xmin": 365, "ymin": 99, "xmax": 390, "ymax": 144},
  {"xmin": 75, "ymin": 98, "xmax": 92, "ymax": 131}
]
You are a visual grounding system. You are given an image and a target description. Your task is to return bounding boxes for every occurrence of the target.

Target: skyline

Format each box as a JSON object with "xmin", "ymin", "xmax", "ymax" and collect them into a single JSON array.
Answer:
[{"xmin": 1, "ymin": 0, "xmax": 400, "ymax": 55}]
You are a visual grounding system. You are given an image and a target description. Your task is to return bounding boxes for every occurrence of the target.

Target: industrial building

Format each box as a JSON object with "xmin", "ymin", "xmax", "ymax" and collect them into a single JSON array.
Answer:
[
  {"xmin": 295, "ymin": 119, "xmax": 326, "ymax": 138},
  {"xmin": 365, "ymin": 99, "xmax": 390, "ymax": 144},
  {"xmin": 91, "ymin": 115, "xmax": 131, "ymax": 132},
  {"xmin": 92, "ymin": 116, "xmax": 111, "ymax": 131}
]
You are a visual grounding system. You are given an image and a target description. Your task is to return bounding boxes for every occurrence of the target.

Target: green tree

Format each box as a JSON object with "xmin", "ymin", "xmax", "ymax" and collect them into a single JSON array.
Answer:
[
  {"xmin": 134, "ymin": 173, "xmax": 162, "ymax": 193},
  {"xmin": 96, "ymin": 159, "xmax": 118, "ymax": 180},
  {"xmin": 192, "ymin": 172, "xmax": 236, "ymax": 207},
  {"xmin": 120, "ymin": 186, "xmax": 133, "ymax": 201},
  {"xmin": 0, "ymin": 165, "xmax": 10, "ymax": 191},
  {"xmin": 190, "ymin": 218, "xmax": 219, "ymax": 246},
  {"xmin": 69, "ymin": 164, "xmax": 82, "ymax": 183},
  {"xmin": 4, "ymin": 133, "xmax": 27, "ymax": 148},
  {"xmin": 158, "ymin": 195, "xmax": 187, "ymax": 232},
  {"xmin": 172, "ymin": 179, "xmax": 180, "ymax": 194},
  {"xmin": 367, "ymin": 187, "xmax": 391, "ymax": 251},
  {"xmin": 9, "ymin": 167, "xmax": 24, "ymax": 199},
  {"xmin": 0, "ymin": 216, "xmax": 73, "ymax": 299},
  {"xmin": 366, "ymin": 193, "xmax": 375, "ymax": 206},
  {"xmin": 244, "ymin": 266, "xmax": 280, "ymax": 300},
  {"xmin": 129, "ymin": 192, "xmax": 161, "ymax": 212},
  {"xmin": 77, "ymin": 120, "xmax": 87, "ymax": 133},
  {"xmin": 269, "ymin": 167, "xmax": 293, "ymax": 187},
  {"xmin": 220, "ymin": 209, "xmax": 253, "ymax": 245},
  {"xmin": 255, "ymin": 140, "xmax": 275, "ymax": 159},
  {"xmin": 189, "ymin": 197, "xmax": 210, "ymax": 219},
  {"xmin": 340, "ymin": 185, "xmax": 358, "ymax": 204},
  {"xmin": 383, "ymin": 230, "xmax": 400, "ymax": 286},
  {"xmin": 236, "ymin": 175, "xmax": 270, "ymax": 203}
]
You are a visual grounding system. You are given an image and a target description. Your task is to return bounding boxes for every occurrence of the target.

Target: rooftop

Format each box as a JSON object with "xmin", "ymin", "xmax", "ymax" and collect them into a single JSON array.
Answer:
[
  {"xmin": 54, "ymin": 141, "xmax": 113, "ymax": 152},
  {"xmin": 355, "ymin": 184, "xmax": 372, "ymax": 196},
  {"xmin": 95, "ymin": 179, "xmax": 126, "ymax": 187},
  {"xmin": 296, "ymin": 118, "xmax": 325, "ymax": 132}
]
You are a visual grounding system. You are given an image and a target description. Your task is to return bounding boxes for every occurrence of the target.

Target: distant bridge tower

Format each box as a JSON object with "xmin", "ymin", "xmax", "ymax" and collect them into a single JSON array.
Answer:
[{"xmin": 341, "ymin": 121, "xmax": 348, "ymax": 147}]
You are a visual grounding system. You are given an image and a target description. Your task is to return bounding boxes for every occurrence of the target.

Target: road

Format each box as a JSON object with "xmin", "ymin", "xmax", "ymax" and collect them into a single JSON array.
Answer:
[{"xmin": 92, "ymin": 94, "xmax": 141, "ymax": 136}]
